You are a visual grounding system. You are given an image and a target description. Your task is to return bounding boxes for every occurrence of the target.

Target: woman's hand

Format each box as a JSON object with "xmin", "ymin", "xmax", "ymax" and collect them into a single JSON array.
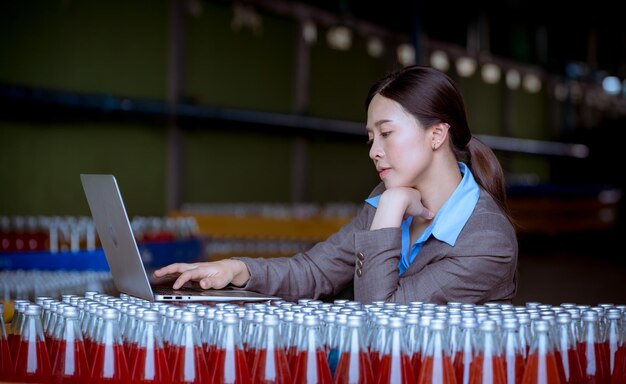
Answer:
[
  {"xmin": 370, "ymin": 187, "xmax": 433, "ymax": 230},
  {"xmin": 152, "ymin": 259, "xmax": 250, "ymax": 290}
]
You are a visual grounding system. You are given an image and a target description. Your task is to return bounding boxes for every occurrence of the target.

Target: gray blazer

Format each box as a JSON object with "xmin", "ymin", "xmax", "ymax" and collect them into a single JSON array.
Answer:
[{"xmin": 236, "ymin": 182, "xmax": 518, "ymax": 305}]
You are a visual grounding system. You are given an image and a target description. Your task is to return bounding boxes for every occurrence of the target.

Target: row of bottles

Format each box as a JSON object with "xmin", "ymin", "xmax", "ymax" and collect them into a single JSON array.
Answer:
[
  {"xmin": 0, "ymin": 215, "xmax": 199, "ymax": 253},
  {"xmin": 2, "ymin": 294, "xmax": 625, "ymax": 383},
  {"xmin": 180, "ymin": 202, "xmax": 359, "ymax": 220},
  {"xmin": 0, "ymin": 271, "xmax": 115, "ymax": 309}
]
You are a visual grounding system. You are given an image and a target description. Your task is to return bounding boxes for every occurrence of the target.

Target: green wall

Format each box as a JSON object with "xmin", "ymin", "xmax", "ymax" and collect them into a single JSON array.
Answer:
[{"xmin": 0, "ymin": 0, "xmax": 553, "ymax": 216}]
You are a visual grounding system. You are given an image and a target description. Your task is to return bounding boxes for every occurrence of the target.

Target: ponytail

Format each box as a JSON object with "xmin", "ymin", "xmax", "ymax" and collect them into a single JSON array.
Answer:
[{"xmin": 466, "ymin": 136, "xmax": 513, "ymax": 223}]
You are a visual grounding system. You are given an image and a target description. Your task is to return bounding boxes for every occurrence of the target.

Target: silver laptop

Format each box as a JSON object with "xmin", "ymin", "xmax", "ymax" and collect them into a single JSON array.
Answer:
[{"xmin": 80, "ymin": 174, "xmax": 280, "ymax": 302}]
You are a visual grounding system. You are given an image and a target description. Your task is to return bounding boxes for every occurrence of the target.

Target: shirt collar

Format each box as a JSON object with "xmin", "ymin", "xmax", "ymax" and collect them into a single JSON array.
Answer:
[{"xmin": 365, "ymin": 162, "xmax": 480, "ymax": 246}]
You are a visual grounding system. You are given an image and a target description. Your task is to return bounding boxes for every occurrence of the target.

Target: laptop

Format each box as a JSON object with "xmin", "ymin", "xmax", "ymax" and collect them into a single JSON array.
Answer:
[{"xmin": 80, "ymin": 173, "xmax": 280, "ymax": 302}]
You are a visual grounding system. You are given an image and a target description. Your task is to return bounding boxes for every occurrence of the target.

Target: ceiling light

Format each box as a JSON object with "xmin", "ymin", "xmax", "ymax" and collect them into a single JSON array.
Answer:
[
  {"xmin": 367, "ymin": 37, "xmax": 384, "ymax": 58},
  {"xmin": 326, "ymin": 26, "xmax": 352, "ymax": 50},
  {"xmin": 602, "ymin": 76, "xmax": 621, "ymax": 95},
  {"xmin": 302, "ymin": 20, "xmax": 317, "ymax": 45},
  {"xmin": 505, "ymin": 69, "xmax": 521, "ymax": 90},
  {"xmin": 430, "ymin": 50, "xmax": 449, "ymax": 72},
  {"xmin": 397, "ymin": 44, "xmax": 416, "ymax": 66},
  {"xmin": 456, "ymin": 57, "xmax": 477, "ymax": 77},
  {"xmin": 481, "ymin": 63, "xmax": 501, "ymax": 84},
  {"xmin": 523, "ymin": 73, "xmax": 542, "ymax": 93}
]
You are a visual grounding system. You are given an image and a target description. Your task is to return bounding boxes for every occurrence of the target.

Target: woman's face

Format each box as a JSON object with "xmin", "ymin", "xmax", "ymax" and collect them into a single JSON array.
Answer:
[{"xmin": 366, "ymin": 94, "xmax": 433, "ymax": 189}]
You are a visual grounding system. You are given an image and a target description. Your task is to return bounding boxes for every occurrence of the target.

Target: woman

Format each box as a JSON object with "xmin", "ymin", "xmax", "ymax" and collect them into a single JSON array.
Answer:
[{"xmin": 154, "ymin": 66, "xmax": 518, "ymax": 304}]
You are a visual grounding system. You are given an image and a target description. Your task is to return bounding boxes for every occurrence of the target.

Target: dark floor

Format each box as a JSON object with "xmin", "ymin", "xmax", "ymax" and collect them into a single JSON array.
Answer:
[{"xmin": 513, "ymin": 230, "xmax": 626, "ymax": 306}]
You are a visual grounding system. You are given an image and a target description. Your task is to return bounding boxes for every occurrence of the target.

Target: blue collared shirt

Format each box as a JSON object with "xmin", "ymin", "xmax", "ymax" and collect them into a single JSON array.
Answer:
[{"xmin": 365, "ymin": 162, "xmax": 480, "ymax": 275}]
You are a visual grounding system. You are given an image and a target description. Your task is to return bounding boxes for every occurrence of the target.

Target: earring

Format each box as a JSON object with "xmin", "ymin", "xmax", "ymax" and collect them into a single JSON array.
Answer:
[{"xmin": 432, "ymin": 141, "xmax": 438, "ymax": 150}]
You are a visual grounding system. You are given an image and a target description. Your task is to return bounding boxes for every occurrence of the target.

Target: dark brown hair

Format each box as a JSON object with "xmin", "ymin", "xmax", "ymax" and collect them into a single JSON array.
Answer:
[{"xmin": 366, "ymin": 65, "xmax": 511, "ymax": 221}]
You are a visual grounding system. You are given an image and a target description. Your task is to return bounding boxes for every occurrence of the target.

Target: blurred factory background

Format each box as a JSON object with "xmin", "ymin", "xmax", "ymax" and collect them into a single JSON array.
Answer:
[{"xmin": 0, "ymin": 0, "xmax": 625, "ymax": 304}]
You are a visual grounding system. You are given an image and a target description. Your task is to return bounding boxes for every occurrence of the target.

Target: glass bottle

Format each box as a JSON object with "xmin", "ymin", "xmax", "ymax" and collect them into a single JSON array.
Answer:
[
  {"xmin": 131, "ymin": 310, "xmax": 170, "ymax": 384},
  {"xmin": 578, "ymin": 310, "xmax": 610, "ymax": 384},
  {"xmin": 515, "ymin": 312, "xmax": 532, "ymax": 360},
  {"xmin": 288, "ymin": 312, "xmax": 306, "ymax": 367},
  {"xmin": 291, "ymin": 314, "xmax": 332, "ymax": 383},
  {"xmin": 417, "ymin": 318, "xmax": 457, "ymax": 384},
  {"xmin": 611, "ymin": 310, "xmax": 626, "ymax": 384},
  {"xmin": 454, "ymin": 316, "xmax": 478, "ymax": 384},
  {"xmin": 169, "ymin": 310, "xmax": 209, "ymax": 383},
  {"xmin": 469, "ymin": 320, "xmax": 506, "ymax": 384},
  {"xmin": 90, "ymin": 307, "xmax": 130, "ymax": 383},
  {"xmin": 322, "ymin": 311, "xmax": 337, "ymax": 358},
  {"xmin": 49, "ymin": 303, "xmax": 70, "ymax": 363},
  {"xmin": 38, "ymin": 297, "xmax": 55, "ymax": 331},
  {"xmin": 166, "ymin": 308, "xmax": 184, "ymax": 359},
  {"xmin": 8, "ymin": 299, "xmax": 30, "ymax": 359},
  {"xmin": 199, "ymin": 306, "xmax": 216, "ymax": 365},
  {"xmin": 501, "ymin": 318, "xmax": 526, "ymax": 384},
  {"xmin": 404, "ymin": 313, "xmax": 421, "ymax": 380},
  {"xmin": 159, "ymin": 305, "xmax": 177, "ymax": 354},
  {"xmin": 51, "ymin": 305, "xmax": 90, "ymax": 383},
  {"xmin": 521, "ymin": 320, "xmax": 560, "ymax": 384},
  {"xmin": 206, "ymin": 308, "xmax": 226, "ymax": 379},
  {"xmin": 251, "ymin": 313, "xmax": 291, "ymax": 383},
  {"xmin": 553, "ymin": 313, "xmax": 583, "ymax": 384},
  {"xmin": 45, "ymin": 301, "xmax": 64, "ymax": 350},
  {"xmin": 368, "ymin": 314, "xmax": 390, "ymax": 374},
  {"xmin": 119, "ymin": 304, "xmax": 138, "ymax": 357},
  {"xmin": 328, "ymin": 312, "xmax": 348, "ymax": 378},
  {"xmin": 210, "ymin": 312, "xmax": 250, "ymax": 384},
  {"xmin": 14, "ymin": 303, "xmax": 52, "ymax": 383},
  {"xmin": 334, "ymin": 314, "xmax": 374, "ymax": 384},
  {"xmin": 604, "ymin": 308, "xmax": 622, "ymax": 380},
  {"xmin": 414, "ymin": 314, "xmax": 435, "ymax": 381},
  {"xmin": 0, "ymin": 302, "xmax": 14, "ymax": 382},
  {"xmin": 245, "ymin": 310, "xmax": 265, "ymax": 369},
  {"xmin": 447, "ymin": 314, "xmax": 463, "ymax": 366},
  {"xmin": 376, "ymin": 316, "xmax": 415, "ymax": 384},
  {"xmin": 83, "ymin": 302, "xmax": 102, "ymax": 361},
  {"xmin": 126, "ymin": 307, "xmax": 147, "ymax": 367}
]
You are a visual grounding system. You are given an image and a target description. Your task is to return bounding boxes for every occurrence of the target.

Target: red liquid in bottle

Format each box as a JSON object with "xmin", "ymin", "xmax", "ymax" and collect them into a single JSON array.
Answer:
[
  {"xmin": 211, "ymin": 347, "xmax": 250, "ymax": 384},
  {"xmin": 84, "ymin": 336, "xmax": 93, "ymax": 361},
  {"xmin": 468, "ymin": 353, "xmax": 506, "ymax": 384},
  {"xmin": 454, "ymin": 349, "xmax": 472, "ymax": 384},
  {"xmin": 370, "ymin": 350, "xmax": 381, "ymax": 375},
  {"xmin": 412, "ymin": 351, "xmax": 423, "ymax": 380},
  {"xmin": 376, "ymin": 353, "xmax": 415, "ymax": 384},
  {"xmin": 555, "ymin": 348, "xmax": 585, "ymax": 384},
  {"xmin": 49, "ymin": 335, "xmax": 61, "ymax": 362},
  {"xmin": 124, "ymin": 340, "xmax": 135, "ymax": 362},
  {"xmin": 0, "ymin": 336, "xmax": 14, "ymax": 381},
  {"xmin": 577, "ymin": 341, "xmax": 610, "ymax": 384},
  {"xmin": 521, "ymin": 351, "xmax": 561, "ymax": 384},
  {"xmin": 246, "ymin": 346, "xmax": 257, "ymax": 369},
  {"xmin": 417, "ymin": 354, "xmax": 457, "ymax": 384},
  {"xmin": 205, "ymin": 343, "xmax": 217, "ymax": 378},
  {"xmin": 131, "ymin": 346, "xmax": 170, "ymax": 384},
  {"xmin": 51, "ymin": 339, "xmax": 90, "ymax": 383},
  {"xmin": 90, "ymin": 343, "xmax": 130, "ymax": 383},
  {"xmin": 171, "ymin": 345, "xmax": 210, "ymax": 384},
  {"xmin": 334, "ymin": 351, "xmax": 374, "ymax": 384},
  {"xmin": 611, "ymin": 346, "xmax": 626, "ymax": 384},
  {"xmin": 14, "ymin": 339, "xmax": 52, "ymax": 383},
  {"xmin": 126, "ymin": 342, "xmax": 138, "ymax": 370},
  {"xmin": 9, "ymin": 332, "xmax": 20, "ymax": 357},
  {"xmin": 286, "ymin": 344, "xmax": 297, "ymax": 367},
  {"xmin": 252, "ymin": 347, "xmax": 292, "ymax": 384},
  {"xmin": 292, "ymin": 349, "xmax": 332, "ymax": 383}
]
